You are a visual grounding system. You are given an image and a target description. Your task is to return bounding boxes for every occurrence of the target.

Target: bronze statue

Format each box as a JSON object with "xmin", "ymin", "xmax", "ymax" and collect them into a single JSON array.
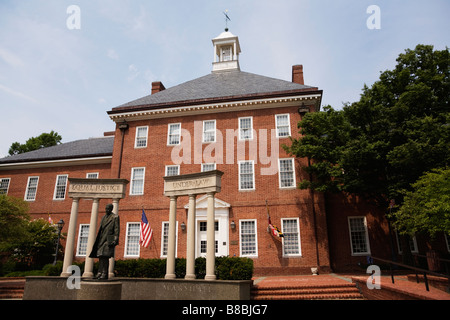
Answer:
[{"xmin": 89, "ymin": 203, "xmax": 120, "ymax": 280}]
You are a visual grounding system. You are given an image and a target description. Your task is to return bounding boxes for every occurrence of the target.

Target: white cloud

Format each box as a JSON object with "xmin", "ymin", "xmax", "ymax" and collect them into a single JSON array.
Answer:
[
  {"xmin": 107, "ymin": 49, "xmax": 119, "ymax": 60},
  {"xmin": 127, "ymin": 64, "xmax": 140, "ymax": 82},
  {"xmin": 0, "ymin": 48, "xmax": 25, "ymax": 68},
  {"xmin": 0, "ymin": 83, "xmax": 37, "ymax": 103}
]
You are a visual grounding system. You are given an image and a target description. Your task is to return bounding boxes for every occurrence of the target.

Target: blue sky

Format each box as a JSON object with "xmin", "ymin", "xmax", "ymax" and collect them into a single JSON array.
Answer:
[{"xmin": 0, "ymin": 0, "xmax": 449, "ymax": 158}]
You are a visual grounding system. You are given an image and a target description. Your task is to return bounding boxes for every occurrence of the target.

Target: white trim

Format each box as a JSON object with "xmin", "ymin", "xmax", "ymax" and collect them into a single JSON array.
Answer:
[
  {"xmin": 167, "ymin": 123, "xmax": 181, "ymax": 146},
  {"xmin": 281, "ymin": 218, "xmax": 302, "ymax": 257},
  {"xmin": 124, "ymin": 222, "xmax": 141, "ymax": 258},
  {"xmin": 238, "ymin": 116, "xmax": 253, "ymax": 140},
  {"xmin": 130, "ymin": 167, "xmax": 145, "ymax": 195},
  {"xmin": 86, "ymin": 172, "xmax": 99, "ymax": 179},
  {"xmin": 238, "ymin": 160, "xmax": 255, "ymax": 191},
  {"xmin": 0, "ymin": 177, "xmax": 11, "ymax": 195},
  {"xmin": 134, "ymin": 126, "xmax": 148, "ymax": 148},
  {"xmin": 76, "ymin": 224, "xmax": 90, "ymax": 257},
  {"xmin": 53, "ymin": 174, "xmax": 68, "ymax": 200},
  {"xmin": 239, "ymin": 219, "xmax": 258, "ymax": 257},
  {"xmin": 24, "ymin": 176, "xmax": 39, "ymax": 201},
  {"xmin": 347, "ymin": 216, "xmax": 371, "ymax": 256},
  {"xmin": 0, "ymin": 156, "xmax": 112, "ymax": 170},
  {"xmin": 165, "ymin": 165, "xmax": 180, "ymax": 176},
  {"xmin": 278, "ymin": 158, "xmax": 296, "ymax": 189},
  {"xmin": 275, "ymin": 114, "xmax": 291, "ymax": 138},
  {"xmin": 161, "ymin": 221, "xmax": 178, "ymax": 258},
  {"xmin": 109, "ymin": 94, "xmax": 322, "ymax": 122},
  {"xmin": 201, "ymin": 163, "xmax": 216, "ymax": 172},
  {"xmin": 202, "ymin": 119, "xmax": 216, "ymax": 143}
]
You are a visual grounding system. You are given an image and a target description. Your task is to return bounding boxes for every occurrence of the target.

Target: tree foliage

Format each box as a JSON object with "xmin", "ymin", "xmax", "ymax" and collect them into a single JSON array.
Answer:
[
  {"xmin": 8, "ymin": 130, "xmax": 62, "ymax": 156},
  {"xmin": 284, "ymin": 44, "xmax": 450, "ymax": 217},
  {"xmin": 391, "ymin": 168, "xmax": 450, "ymax": 238},
  {"xmin": 0, "ymin": 194, "xmax": 29, "ymax": 249}
]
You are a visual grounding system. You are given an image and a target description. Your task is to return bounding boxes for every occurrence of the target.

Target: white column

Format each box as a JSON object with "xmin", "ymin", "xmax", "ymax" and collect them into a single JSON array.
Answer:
[
  {"xmin": 165, "ymin": 196, "xmax": 178, "ymax": 279},
  {"xmin": 61, "ymin": 198, "xmax": 79, "ymax": 277},
  {"xmin": 82, "ymin": 198, "xmax": 100, "ymax": 278},
  {"xmin": 185, "ymin": 194, "xmax": 197, "ymax": 280},
  {"xmin": 205, "ymin": 192, "xmax": 216, "ymax": 280},
  {"xmin": 109, "ymin": 199, "xmax": 119, "ymax": 278}
]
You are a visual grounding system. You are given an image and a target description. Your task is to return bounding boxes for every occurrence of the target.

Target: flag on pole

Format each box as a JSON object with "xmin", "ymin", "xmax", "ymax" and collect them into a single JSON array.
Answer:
[
  {"xmin": 266, "ymin": 200, "xmax": 284, "ymax": 238},
  {"xmin": 140, "ymin": 209, "xmax": 153, "ymax": 248}
]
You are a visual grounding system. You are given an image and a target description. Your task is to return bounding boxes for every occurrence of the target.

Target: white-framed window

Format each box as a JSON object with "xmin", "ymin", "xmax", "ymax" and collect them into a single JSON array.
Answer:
[
  {"xmin": 53, "ymin": 174, "xmax": 68, "ymax": 200},
  {"xmin": 239, "ymin": 117, "xmax": 253, "ymax": 140},
  {"xmin": 395, "ymin": 231, "xmax": 418, "ymax": 254},
  {"xmin": 203, "ymin": 120, "xmax": 216, "ymax": 143},
  {"xmin": 25, "ymin": 176, "xmax": 39, "ymax": 201},
  {"xmin": 275, "ymin": 114, "xmax": 291, "ymax": 138},
  {"xmin": 135, "ymin": 126, "xmax": 148, "ymax": 148},
  {"xmin": 240, "ymin": 219, "xmax": 258, "ymax": 257},
  {"xmin": 124, "ymin": 222, "xmax": 141, "ymax": 257},
  {"xmin": 165, "ymin": 165, "xmax": 180, "ymax": 177},
  {"xmin": 201, "ymin": 163, "xmax": 216, "ymax": 172},
  {"xmin": 167, "ymin": 123, "xmax": 181, "ymax": 146},
  {"xmin": 348, "ymin": 216, "xmax": 371, "ymax": 255},
  {"xmin": 0, "ymin": 178, "xmax": 11, "ymax": 194},
  {"xmin": 238, "ymin": 160, "xmax": 255, "ymax": 190},
  {"xmin": 76, "ymin": 224, "xmax": 90, "ymax": 256},
  {"xmin": 86, "ymin": 172, "xmax": 99, "ymax": 179},
  {"xmin": 278, "ymin": 158, "xmax": 296, "ymax": 188},
  {"xmin": 282, "ymin": 218, "xmax": 301, "ymax": 257},
  {"xmin": 161, "ymin": 221, "xmax": 178, "ymax": 257},
  {"xmin": 130, "ymin": 167, "xmax": 145, "ymax": 195}
]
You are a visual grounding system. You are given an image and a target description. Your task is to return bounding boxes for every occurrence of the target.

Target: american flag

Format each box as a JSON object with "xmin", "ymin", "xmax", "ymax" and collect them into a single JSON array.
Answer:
[{"xmin": 140, "ymin": 209, "xmax": 153, "ymax": 248}]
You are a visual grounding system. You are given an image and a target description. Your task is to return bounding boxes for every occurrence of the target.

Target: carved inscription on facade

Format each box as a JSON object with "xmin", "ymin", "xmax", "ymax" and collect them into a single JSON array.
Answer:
[{"xmin": 68, "ymin": 178, "xmax": 128, "ymax": 199}]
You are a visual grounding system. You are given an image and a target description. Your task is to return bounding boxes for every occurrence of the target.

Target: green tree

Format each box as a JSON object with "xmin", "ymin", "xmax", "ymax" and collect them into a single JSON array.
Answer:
[
  {"xmin": 11, "ymin": 218, "xmax": 63, "ymax": 269},
  {"xmin": 284, "ymin": 44, "xmax": 449, "ymax": 227},
  {"xmin": 391, "ymin": 168, "xmax": 450, "ymax": 239},
  {"xmin": 0, "ymin": 194, "xmax": 29, "ymax": 251},
  {"xmin": 8, "ymin": 130, "xmax": 62, "ymax": 156}
]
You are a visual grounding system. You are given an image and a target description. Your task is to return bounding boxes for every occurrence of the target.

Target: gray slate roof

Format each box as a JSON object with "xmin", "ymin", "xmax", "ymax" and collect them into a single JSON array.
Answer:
[
  {"xmin": 113, "ymin": 70, "xmax": 317, "ymax": 110},
  {"xmin": 0, "ymin": 136, "xmax": 114, "ymax": 164}
]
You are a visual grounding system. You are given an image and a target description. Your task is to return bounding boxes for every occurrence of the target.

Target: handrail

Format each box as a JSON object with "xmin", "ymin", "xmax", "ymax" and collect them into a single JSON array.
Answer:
[{"xmin": 370, "ymin": 256, "xmax": 450, "ymax": 292}]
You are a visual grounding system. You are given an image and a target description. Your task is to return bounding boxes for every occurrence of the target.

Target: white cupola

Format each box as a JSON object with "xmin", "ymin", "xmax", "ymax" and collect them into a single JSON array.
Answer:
[{"xmin": 212, "ymin": 29, "xmax": 241, "ymax": 72}]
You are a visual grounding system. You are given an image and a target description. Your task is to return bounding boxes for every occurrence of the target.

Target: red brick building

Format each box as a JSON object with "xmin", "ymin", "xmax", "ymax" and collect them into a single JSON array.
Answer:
[{"xmin": 2, "ymin": 30, "xmax": 446, "ymax": 275}]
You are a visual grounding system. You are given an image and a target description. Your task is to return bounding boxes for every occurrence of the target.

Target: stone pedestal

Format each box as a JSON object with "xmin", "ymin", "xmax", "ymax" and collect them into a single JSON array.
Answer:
[{"xmin": 77, "ymin": 280, "xmax": 122, "ymax": 300}]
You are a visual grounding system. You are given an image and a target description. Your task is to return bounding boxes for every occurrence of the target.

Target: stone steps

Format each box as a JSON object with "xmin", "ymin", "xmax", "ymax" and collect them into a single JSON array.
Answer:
[
  {"xmin": 0, "ymin": 279, "xmax": 25, "ymax": 300},
  {"xmin": 251, "ymin": 283, "xmax": 364, "ymax": 300}
]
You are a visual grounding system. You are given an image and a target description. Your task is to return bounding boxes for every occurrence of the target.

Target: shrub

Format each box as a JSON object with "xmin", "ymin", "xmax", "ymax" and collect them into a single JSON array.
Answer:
[{"xmin": 114, "ymin": 257, "xmax": 253, "ymax": 280}]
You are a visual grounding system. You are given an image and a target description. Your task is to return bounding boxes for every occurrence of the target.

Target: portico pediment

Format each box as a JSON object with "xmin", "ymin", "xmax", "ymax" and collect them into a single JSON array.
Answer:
[{"xmin": 184, "ymin": 194, "xmax": 230, "ymax": 209}]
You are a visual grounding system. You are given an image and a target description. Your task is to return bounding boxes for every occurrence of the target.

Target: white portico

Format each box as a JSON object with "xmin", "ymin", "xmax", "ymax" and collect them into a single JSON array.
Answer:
[
  {"xmin": 184, "ymin": 195, "xmax": 231, "ymax": 258},
  {"xmin": 163, "ymin": 170, "xmax": 224, "ymax": 281}
]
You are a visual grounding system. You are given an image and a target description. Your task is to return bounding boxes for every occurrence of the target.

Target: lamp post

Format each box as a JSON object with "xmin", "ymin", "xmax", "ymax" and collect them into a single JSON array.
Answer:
[{"xmin": 53, "ymin": 219, "xmax": 65, "ymax": 265}]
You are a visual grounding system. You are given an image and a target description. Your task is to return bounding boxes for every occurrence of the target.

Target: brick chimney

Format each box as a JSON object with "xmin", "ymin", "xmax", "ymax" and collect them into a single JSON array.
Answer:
[
  {"xmin": 292, "ymin": 65, "xmax": 304, "ymax": 85},
  {"xmin": 151, "ymin": 81, "xmax": 166, "ymax": 94}
]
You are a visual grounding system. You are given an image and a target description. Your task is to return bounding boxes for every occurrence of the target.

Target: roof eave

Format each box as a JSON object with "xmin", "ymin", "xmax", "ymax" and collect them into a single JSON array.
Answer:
[{"xmin": 107, "ymin": 88, "xmax": 322, "ymax": 116}]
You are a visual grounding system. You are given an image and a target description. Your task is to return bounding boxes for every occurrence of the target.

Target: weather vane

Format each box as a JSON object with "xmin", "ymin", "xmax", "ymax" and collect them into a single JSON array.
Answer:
[{"xmin": 223, "ymin": 10, "xmax": 231, "ymax": 31}]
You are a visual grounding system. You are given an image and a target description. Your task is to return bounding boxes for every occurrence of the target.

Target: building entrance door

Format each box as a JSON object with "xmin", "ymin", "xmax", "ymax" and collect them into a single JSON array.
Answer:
[
  {"xmin": 197, "ymin": 220, "xmax": 228, "ymax": 257},
  {"xmin": 186, "ymin": 195, "xmax": 230, "ymax": 258}
]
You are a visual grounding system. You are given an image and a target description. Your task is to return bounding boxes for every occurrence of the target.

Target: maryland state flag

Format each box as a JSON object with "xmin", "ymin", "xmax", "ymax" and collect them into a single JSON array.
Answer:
[{"xmin": 266, "ymin": 200, "xmax": 283, "ymax": 238}]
